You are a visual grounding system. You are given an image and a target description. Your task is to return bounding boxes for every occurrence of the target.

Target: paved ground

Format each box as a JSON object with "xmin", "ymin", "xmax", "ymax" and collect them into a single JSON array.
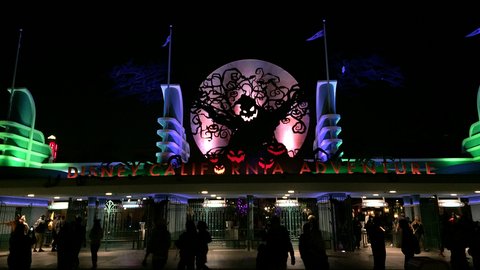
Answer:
[{"xmin": 0, "ymin": 245, "xmax": 454, "ymax": 270}]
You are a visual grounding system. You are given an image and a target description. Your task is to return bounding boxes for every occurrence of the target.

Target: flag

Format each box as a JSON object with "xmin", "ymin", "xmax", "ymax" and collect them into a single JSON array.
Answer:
[
  {"xmin": 466, "ymin": 27, "xmax": 480, "ymax": 38},
  {"xmin": 306, "ymin": 29, "xmax": 324, "ymax": 41},
  {"xmin": 162, "ymin": 34, "xmax": 171, "ymax": 47}
]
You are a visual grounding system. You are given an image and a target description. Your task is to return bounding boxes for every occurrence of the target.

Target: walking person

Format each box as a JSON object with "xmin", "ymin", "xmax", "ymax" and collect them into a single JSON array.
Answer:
[
  {"xmin": 256, "ymin": 239, "xmax": 268, "ymax": 269},
  {"xmin": 50, "ymin": 215, "xmax": 60, "ymax": 252},
  {"xmin": 366, "ymin": 215, "xmax": 386, "ymax": 270},
  {"xmin": 468, "ymin": 221, "xmax": 480, "ymax": 270},
  {"xmin": 399, "ymin": 218, "xmax": 418, "ymax": 269},
  {"xmin": 72, "ymin": 216, "xmax": 87, "ymax": 269},
  {"xmin": 438, "ymin": 210, "xmax": 450, "ymax": 257},
  {"xmin": 89, "ymin": 219, "xmax": 104, "ymax": 270},
  {"xmin": 196, "ymin": 220, "xmax": 212, "ymax": 270},
  {"xmin": 175, "ymin": 220, "xmax": 198, "ymax": 270},
  {"xmin": 411, "ymin": 216, "xmax": 425, "ymax": 252},
  {"xmin": 264, "ymin": 215, "xmax": 295, "ymax": 270},
  {"xmin": 20, "ymin": 215, "xmax": 30, "ymax": 234},
  {"xmin": 299, "ymin": 216, "xmax": 329, "ymax": 270},
  {"xmin": 7, "ymin": 221, "xmax": 35, "ymax": 270},
  {"xmin": 56, "ymin": 219, "xmax": 72, "ymax": 269},
  {"xmin": 56, "ymin": 217, "xmax": 84, "ymax": 270},
  {"xmin": 143, "ymin": 218, "xmax": 171, "ymax": 270},
  {"xmin": 353, "ymin": 216, "xmax": 363, "ymax": 250},
  {"xmin": 445, "ymin": 214, "xmax": 470, "ymax": 270},
  {"xmin": 33, "ymin": 215, "xmax": 47, "ymax": 252}
]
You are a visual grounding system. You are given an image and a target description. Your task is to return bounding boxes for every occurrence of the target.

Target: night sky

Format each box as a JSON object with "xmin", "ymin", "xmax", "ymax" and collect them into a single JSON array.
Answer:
[{"xmin": 1, "ymin": 3, "xmax": 479, "ymax": 163}]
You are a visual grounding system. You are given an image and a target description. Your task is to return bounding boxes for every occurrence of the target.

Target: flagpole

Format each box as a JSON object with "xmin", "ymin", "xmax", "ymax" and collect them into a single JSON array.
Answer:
[
  {"xmin": 12, "ymin": 28, "xmax": 22, "ymax": 90},
  {"xmin": 8, "ymin": 28, "xmax": 23, "ymax": 120},
  {"xmin": 323, "ymin": 20, "xmax": 329, "ymax": 83},
  {"xmin": 167, "ymin": 25, "xmax": 172, "ymax": 88},
  {"xmin": 322, "ymin": 19, "xmax": 332, "ymax": 114}
]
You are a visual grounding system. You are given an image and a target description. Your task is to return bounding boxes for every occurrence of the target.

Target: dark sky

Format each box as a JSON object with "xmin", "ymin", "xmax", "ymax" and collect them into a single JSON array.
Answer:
[{"xmin": 1, "ymin": 3, "xmax": 480, "ymax": 162}]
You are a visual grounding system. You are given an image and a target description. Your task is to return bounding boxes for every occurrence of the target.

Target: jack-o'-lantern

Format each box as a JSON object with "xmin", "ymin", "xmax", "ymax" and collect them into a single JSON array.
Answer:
[
  {"xmin": 227, "ymin": 149, "xmax": 245, "ymax": 163},
  {"xmin": 267, "ymin": 142, "xmax": 287, "ymax": 156},
  {"xmin": 214, "ymin": 164, "xmax": 225, "ymax": 174},
  {"xmin": 206, "ymin": 152, "xmax": 220, "ymax": 164},
  {"xmin": 258, "ymin": 157, "xmax": 274, "ymax": 170},
  {"xmin": 235, "ymin": 95, "xmax": 258, "ymax": 122}
]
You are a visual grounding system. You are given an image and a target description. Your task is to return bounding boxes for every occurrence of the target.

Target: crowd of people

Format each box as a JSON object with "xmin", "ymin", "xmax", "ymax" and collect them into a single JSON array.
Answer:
[
  {"xmin": 362, "ymin": 214, "xmax": 433, "ymax": 270},
  {"xmin": 0, "ymin": 213, "xmax": 329, "ymax": 270},
  {"xmin": 141, "ymin": 218, "xmax": 214, "ymax": 270},
  {"xmin": 1, "ymin": 213, "xmax": 99, "ymax": 270},
  {"xmin": 141, "ymin": 215, "xmax": 329, "ymax": 270},
  {"xmin": 361, "ymin": 212, "xmax": 480, "ymax": 270},
  {"xmin": 255, "ymin": 214, "xmax": 329, "ymax": 270},
  {"xmin": 174, "ymin": 220, "xmax": 213, "ymax": 270},
  {"xmin": 440, "ymin": 212, "xmax": 480, "ymax": 270},
  {"xmin": 6, "ymin": 210, "xmax": 480, "ymax": 270}
]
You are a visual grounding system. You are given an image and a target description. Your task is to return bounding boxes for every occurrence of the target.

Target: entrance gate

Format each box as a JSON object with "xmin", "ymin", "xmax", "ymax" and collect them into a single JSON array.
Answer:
[
  {"xmin": 103, "ymin": 199, "xmax": 141, "ymax": 249},
  {"xmin": 103, "ymin": 200, "xmax": 119, "ymax": 250},
  {"xmin": 0, "ymin": 202, "xmax": 10, "ymax": 249},
  {"xmin": 0, "ymin": 203, "xmax": 32, "ymax": 249},
  {"xmin": 188, "ymin": 197, "xmax": 318, "ymax": 247}
]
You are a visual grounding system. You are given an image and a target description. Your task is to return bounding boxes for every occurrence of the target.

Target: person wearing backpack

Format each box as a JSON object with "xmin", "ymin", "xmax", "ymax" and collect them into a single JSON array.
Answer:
[{"xmin": 33, "ymin": 215, "xmax": 47, "ymax": 252}]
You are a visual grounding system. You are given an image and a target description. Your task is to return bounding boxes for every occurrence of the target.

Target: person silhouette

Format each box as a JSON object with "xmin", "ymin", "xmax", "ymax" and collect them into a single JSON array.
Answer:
[
  {"xmin": 72, "ymin": 216, "xmax": 86, "ymax": 269},
  {"xmin": 411, "ymin": 216, "xmax": 425, "ymax": 251},
  {"xmin": 445, "ymin": 214, "xmax": 470, "ymax": 270},
  {"xmin": 353, "ymin": 216, "xmax": 363, "ymax": 250},
  {"xmin": 468, "ymin": 221, "xmax": 480, "ymax": 270},
  {"xmin": 366, "ymin": 215, "xmax": 386, "ymax": 270},
  {"xmin": 399, "ymin": 218, "xmax": 417, "ymax": 269},
  {"xmin": 264, "ymin": 215, "xmax": 295, "ymax": 270},
  {"xmin": 2, "ymin": 214, "xmax": 30, "ymax": 240},
  {"xmin": 175, "ymin": 220, "xmax": 198, "ymax": 270},
  {"xmin": 196, "ymin": 220, "xmax": 212, "ymax": 270},
  {"xmin": 33, "ymin": 214, "xmax": 47, "ymax": 252},
  {"xmin": 50, "ymin": 215, "xmax": 60, "ymax": 252},
  {"xmin": 7, "ymin": 221, "xmax": 35, "ymax": 269},
  {"xmin": 89, "ymin": 219, "xmax": 104, "ymax": 269},
  {"xmin": 299, "ymin": 217, "xmax": 329, "ymax": 270},
  {"xmin": 143, "ymin": 218, "xmax": 171, "ymax": 270}
]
